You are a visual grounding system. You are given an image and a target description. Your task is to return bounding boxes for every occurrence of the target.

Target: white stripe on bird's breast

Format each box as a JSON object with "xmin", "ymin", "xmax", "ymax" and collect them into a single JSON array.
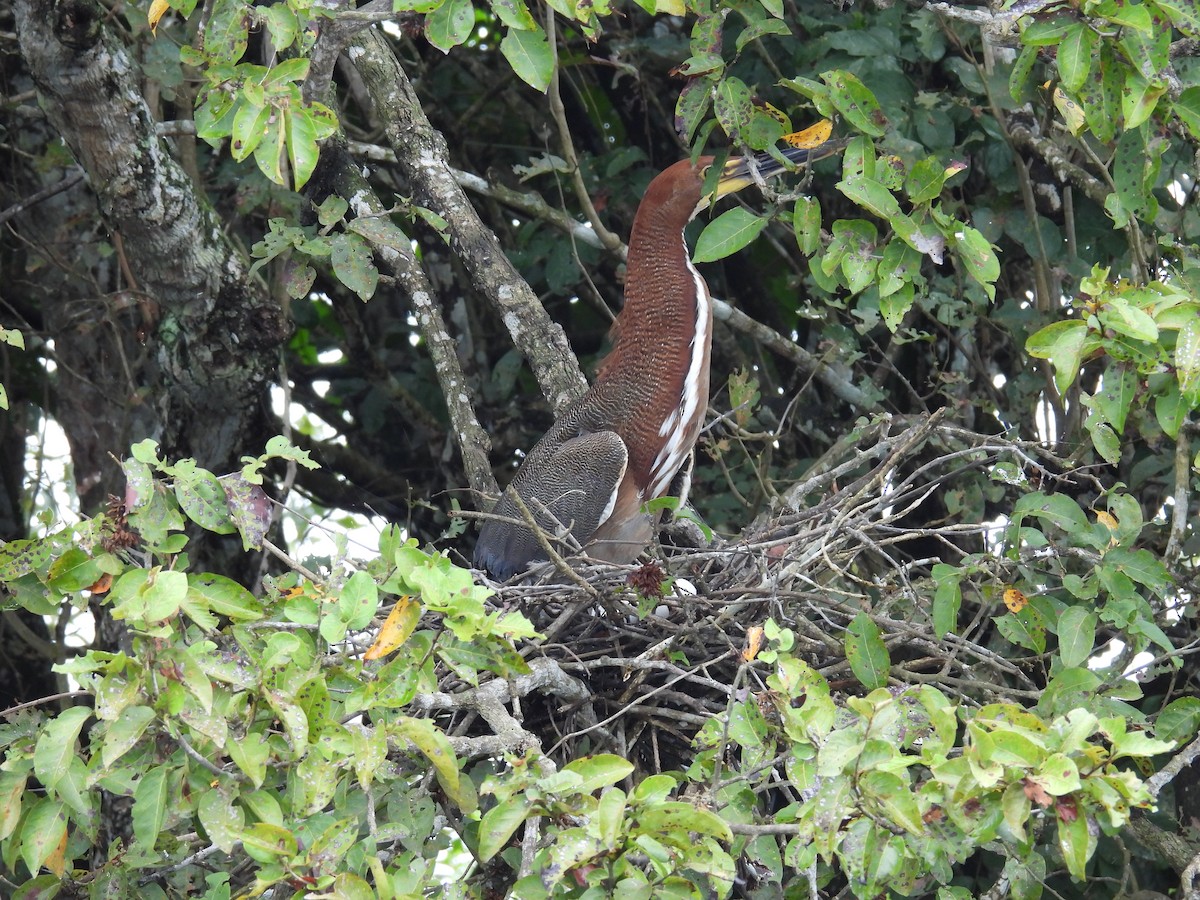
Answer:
[{"xmin": 647, "ymin": 247, "xmax": 710, "ymax": 499}]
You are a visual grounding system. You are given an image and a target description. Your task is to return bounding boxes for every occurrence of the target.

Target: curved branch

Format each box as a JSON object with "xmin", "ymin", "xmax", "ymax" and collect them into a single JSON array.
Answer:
[
  {"xmin": 411, "ymin": 656, "xmax": 589, "ymax": 758},
  {"xmin": 346, "ymin": 29, "xmax": 589, "ymax": 413},
  {"xmin": 313, "ymin": 145, "xmax": 499, "ymax": 501}
]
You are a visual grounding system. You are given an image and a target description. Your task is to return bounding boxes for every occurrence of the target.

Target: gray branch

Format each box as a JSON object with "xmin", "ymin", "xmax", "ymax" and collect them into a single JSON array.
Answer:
[
  {"xmin": 320, "ymin": 146, "xmax": 499, "ymax": 501},
  {"xmin": 411, "ymin": 656, "xmax": 589, "ymax": 758},
  {"xmin": 345, "ymin": 29, "xmax": 588, "ymax": 414}
]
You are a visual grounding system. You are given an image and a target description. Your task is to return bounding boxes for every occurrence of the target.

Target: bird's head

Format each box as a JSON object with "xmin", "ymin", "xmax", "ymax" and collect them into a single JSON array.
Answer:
[
  {"xmin": 694, "ymin": 131, "xmax": 850, "ymax": 215},
  {"xmin": 636, "ymin": 128, "xmax": 847, "ymax": 233}
]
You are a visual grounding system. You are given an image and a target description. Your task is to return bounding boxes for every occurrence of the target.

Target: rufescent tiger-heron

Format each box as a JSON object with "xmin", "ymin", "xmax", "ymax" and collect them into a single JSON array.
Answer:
[{"xmin": 474, "ymin": 132, "xmax": 845, "ymax": 580}]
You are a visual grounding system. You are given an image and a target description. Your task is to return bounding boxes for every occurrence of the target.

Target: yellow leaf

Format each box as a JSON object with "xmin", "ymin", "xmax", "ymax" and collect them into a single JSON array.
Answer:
[
  {"xmin": 45, "ymin": 825, "xmax": 68, "ymax": 877},
  {"xmin": 742, "ymin": 625, "xmax": 764, "ymax": 662},
  {"xmin": 148, "ymin": 0, "xmax": 171, "ymax": 33},
  {"xmin": 1053, "ymin": 87, "xmax": 1085, "ymax": 135},
  {"xmin": 364, "ymin": 596, "xmax": 421, "ymax": 660},
  {"xmin": 1096, "ymin": 510, "xmax": 1119, "ymax": 532},
  {"xmin": 656, "ymin": 0, "xmax": 685, "ymax": 14},
  {"xmin": 781, "ymin": 119, "xmax": 834, "ymax": 149},
  {"xmin": 756, "ymin": 100, "xmax": 791, "ymax": 129},
  {"xmin": 1003, "ymin": 587, "xmax": 1028, "ymax": 613}
]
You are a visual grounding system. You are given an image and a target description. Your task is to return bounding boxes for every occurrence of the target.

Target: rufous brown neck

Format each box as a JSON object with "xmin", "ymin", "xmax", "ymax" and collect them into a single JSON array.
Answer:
[{"xmin": 594, "ymin": 159, "xmax": 712, "ymax": 495}]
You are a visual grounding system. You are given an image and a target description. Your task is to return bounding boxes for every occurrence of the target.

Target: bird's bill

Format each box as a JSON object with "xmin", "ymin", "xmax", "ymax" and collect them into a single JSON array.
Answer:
[{"xmin": 707, "ymin": 132, "xmax": 849, "ymax": 203}]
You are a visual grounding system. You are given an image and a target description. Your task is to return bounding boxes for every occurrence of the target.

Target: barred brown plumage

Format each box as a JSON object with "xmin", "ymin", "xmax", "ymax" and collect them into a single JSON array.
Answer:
[{"xmin": 474, "ymin": 135, "xmax": 846, "ymax": 580}]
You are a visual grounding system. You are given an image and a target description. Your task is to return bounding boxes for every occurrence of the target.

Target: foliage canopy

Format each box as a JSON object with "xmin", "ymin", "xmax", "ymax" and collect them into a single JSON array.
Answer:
[{"xmin": 3, "ymin": 0, "xmax": 1200, "ymax": 898}]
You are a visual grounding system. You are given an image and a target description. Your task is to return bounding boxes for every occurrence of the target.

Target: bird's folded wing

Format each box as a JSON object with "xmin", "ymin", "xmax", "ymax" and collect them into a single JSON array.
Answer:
[{"xmin": 474, "ymin": 431, "xmax": 628, "ymax": 578}]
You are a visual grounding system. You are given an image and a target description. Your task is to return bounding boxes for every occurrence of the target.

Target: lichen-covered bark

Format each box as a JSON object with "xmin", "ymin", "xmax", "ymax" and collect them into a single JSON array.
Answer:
[
  {"xmin": 13, "ymin": 0, "xmax": 287, "ymax": 511},
  {"xmin": 312, "ymin": 145, "xmax": 500, "ymax": 502}
]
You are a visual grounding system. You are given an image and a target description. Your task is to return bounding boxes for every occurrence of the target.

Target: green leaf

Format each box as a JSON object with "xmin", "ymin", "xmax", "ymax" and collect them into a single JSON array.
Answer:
[
  {"xmin": 735, "ymin": 17, "xmax": 791, "ymax": 52},
  {"xmin": 880, "ymin": 282, "xmax": 915, "ymax": 331},
  {"xmin": 339, "ymin": 570, "xmax": 379, "ymax": 630},
  {"xmin": 19, "ymin": 798, "xmax": 67, "ymax": 878},
  {"xmin": 822, "ymin": 70, "xmax": 886, "ymax": 137},
  {"xmin": 1112, "ymin": 127, "xmax": 1162, "ymax": 225},
  {"xmin": 1026, "ymin": 320, "xmax": 1090, "ymax": 394},
  {"xmin": 1087, "ymin": 420, "xmax": 1121, "ymax": 465},
  {"xmin": 228, "ymin": 731, "xmax": 270, "ymax": 787},
  {"xmin": 1005, "ymin": 850, "xmax": 1047, "ymax": 900},
  {"xmin": 1111, "ymin": 729, "xmax": 1174, "ymax": 759},
  {"xmin": 792, "ymin": 195, "xmax": 822, "ymax": 255},
  {"xmin": 995, "ymin": 607, "xmax": 1047, "ymax": 654},
  {"xmin": 241, "ymin": 822, "xmax": 299, "ymax": 863},
  {"xmin": 1020, "ymin": 16, "xmax": 1076, "ymax": 46},
  {"xmin": 1174, "ymin": 85, "xmax": 1200, "ymax": 140},
  {"xmin": 426, "ymin": 0, "xmax": 475, "ymax": 52},
  {"xmin": 230, "ymin": 100, "xmax": 270, "ymax": 162},
  {"xmin": 713, "ymin": 76, "xmax": 753, "ymax": 141},
  {"xmin": 1009, "ymin": 44, "xmax": 1039, "ymax": 102},
  {"xmin": 394, "ymin": 717, "xmax": 476, "ymax": 812},
  {"xmin": 1157, "ymin": 697, "xmax": 1200, "ymax": 743},
  {"xmin": 1056, "ymin": 607, "xmax": 1097, "ymax": 669},
  {"xmin": 542, "ymin": 829, "xmax": 605, "ymax": 889},
  {"xmin": 859, "ymin": 770, "xmax": 923, "ymax": 834},
  {"xmin": 1056, "ymin": 24, "xmax": 1095, "ymax": 93},
  {"xmin": 330, "ymin": 232, "xmax": 379, "ymax": 301},
  {"xmin": 501, "ymin": 26, "xmax": 554, "ymax": 92},
  {"xmin": 33, "ymin": 706, "xmax": 92, "ymax": 792},
  {"xmin": 262, "ymin": 57, "xmax": 309, "ymax": 87},
  {"xmin": 488, "ymin": 0, "xmax": 538, "ymax": 29},
  {"xmin": 143, "ymin": 568, "xmax": 188, "ymax": 623},
  {"xmin": 931, "ymin": 563, "xmax": 962, "ymax": 639},
  {"xmin": 845, "ymin": 612, "xmax": 889, "ymax": 690},
  {"xmin": 198, "ymin": 789, "xmax": 245, "ymax": 854},
  {"xmin": 1101, "ymin": 295, "xmax": 1159, "ymax": 343},
  {"xmin": 307, "ymin": 818, "xmax": 358, "ymax": 874},
  {"xmin": 1154, "ymin": 0, "xmax": 1200, "ymax": 35},
  {"xmin": 203, "ymin": 0, "xmax": 250, "ymax": 65},
  {"xmin": 595, "ymin": 787, "xmax": 626, "ymax": 849},
  {"xmin": 175, "ymin": 466, "xmax": 234, "ymax": 534},
  {"xmin": 261, "ymin": 5, "xmax": 298, "ymax": 48},
  {"xmin": 561, "ymin": 754, "xmax": 635, "ymax": 792},
  {"xmin": 0, "ymin": 771, "xmax": 26, "ymax": 841},
  {"xmin": 675, "ymin": 79, "xmax": 713, "ymax": 143},
  {"xmin": 1011, "ymin": 492, "xmax": 1089, "ymax": 534},
  {"xmin": 252, "ymin": 108, "xmax": 286, "ymax": 185},
  {"xmin": 1155, "ymin": 383, "xmax": 1187, "ymax": 438},
  {"xmin": 837, "ymin": 174, "xmax": 903, "ymax": 222},
  {"xmin": 133, "ymin": 766, "xmax": 172, "ymax": 849},
  {"xmin": 285, "ymin": 106, "xmax": 321, "ymax": 191},
  {"xmin": 1089, "ymin": 365, "xmax": 1138, "ymax": 435},
  {"xmin": 46, "ymin": 548, "xmax": 115, "ymax": 593},
  {"xmin": 977, "ymin": 726, "xmax": 1042, "ymax": 767},
  {"xmin": 635, "ymin": 801, "xmax": 733, "ymax": 842},
  {"xmin": 0, "ymin": 325, "xmax": 25, "ymax": 349},
  {"xmin": 329, "ymin": 873, "xmax": 375, "ymax": 900},
  {"xmin": 632, "ymin": 773, "xmax": 676, "ymax": 805},
  {"xmin": 102, "ymin": 705, "xmax": 155, "ymax": 767},
  {"xmin": 1177, "ymin": 319, "xmax": 1200, "ymax": 401},
  {"xmin": 1056, "ymin": 805, "xmax": 1091, "ymax": 882},
  {"xmin": 477, "ymin": 796, "xmax": 530, "ymax": 862},
  {"xmin": 950, "ymin": 225, "xmax": 999, "ymax": 300},
  {"xmin": 1038, "ymin": 667, "xmax": 1099, "ymax": 716},
  {"xmin": 781, "ymin": 75, "xmax": 835, "ymax": 119},
  {"xmin": 905, "ymin": 156, "xmax": 949, "ymax": 204},
  {"xmin": 1002, "ymin": 782, "xmax": 1032, "ymax": 842},
  {"xmin": 693, "ymin": 207, "xmax": 768, "ymax": 263},
  {"xmin": 188, "ymin": 573, "xmax": 263, "ymax": 620},
  {"xmin": 1038, "ymin": 753, "xmax": 1081, "ymax": 795}
]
